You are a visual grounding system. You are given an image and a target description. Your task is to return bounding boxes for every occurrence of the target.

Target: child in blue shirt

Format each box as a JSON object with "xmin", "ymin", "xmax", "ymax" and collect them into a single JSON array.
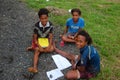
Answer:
[
  {"xmin": 61, "ymin": 8, "xmax": 85, "ymax": 44},
  {"xmin": 54, "ymin": 30, "xmax": 100, "ymax": 79}
]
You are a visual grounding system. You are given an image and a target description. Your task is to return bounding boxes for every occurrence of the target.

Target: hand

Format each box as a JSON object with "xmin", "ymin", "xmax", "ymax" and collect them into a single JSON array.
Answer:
[
  {"xmin": 68, "ymin": 35, "xmax": 74, "ymax": 39},
  {"xmin": 46, "ymin": 45, "xmax": 51, "ymax": 51},
  {"xmin": 71, "ymin": 36, "xmax": 75, "ymax": 39},
  {"xmin": 72, "ymin": 64, "xmax": 76, "ymax": 70},
  {"xmin": 35, "ymin": 41, "xmax": 38, "ymax": 44},
  {"xmin": 71, "ymin": 60, "xmax": 76, "ymax": 70}
]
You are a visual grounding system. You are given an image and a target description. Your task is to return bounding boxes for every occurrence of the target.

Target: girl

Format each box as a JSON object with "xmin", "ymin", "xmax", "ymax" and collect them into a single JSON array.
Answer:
[
  {"xmin": 54, "ymin": 30, "xmax": 100, "ymax": 79},
  {"xmin": 60, "ymin": 8, "xmax": 85, "ymax": 45},
  {"xmin": 27, "ymin": 8, "xmax": 54, "ymax": 73}
]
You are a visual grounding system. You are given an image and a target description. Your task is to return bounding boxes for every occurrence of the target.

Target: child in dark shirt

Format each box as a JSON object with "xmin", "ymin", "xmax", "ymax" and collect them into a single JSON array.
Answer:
[
  {"xmin": 54, "ymin": 30, "xmax": 100, "ymax": 79},
  {"xmin": 27, "ymin": 8, "xmax": 54, "ymax": 73}
]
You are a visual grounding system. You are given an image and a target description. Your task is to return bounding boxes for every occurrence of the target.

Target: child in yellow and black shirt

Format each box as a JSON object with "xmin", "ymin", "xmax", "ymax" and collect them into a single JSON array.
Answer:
[{"xmin": 27, "ymin": 8, "xmax": 54, "ymax": 73}]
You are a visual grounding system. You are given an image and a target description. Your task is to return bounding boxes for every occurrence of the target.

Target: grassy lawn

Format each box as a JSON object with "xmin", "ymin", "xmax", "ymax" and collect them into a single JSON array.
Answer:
[{"xmin": 22, "ymin": 0, "xmax": 120, "ymax": 80}]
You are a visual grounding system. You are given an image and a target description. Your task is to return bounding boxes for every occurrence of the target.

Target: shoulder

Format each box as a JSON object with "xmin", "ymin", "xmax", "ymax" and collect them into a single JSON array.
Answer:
[
  {"xmin": 48, "ymin": 21, "xmax": 54, "ymax": 29},
  {"xmin": 79, "ymin": 17, "xmax": 84, "ymax": 22},
  {"xmin": 35, "ymin": 21, "xmax": 39, "ymax": 27},
  {"xmin": 66, "ymin": 18, "xmax": 72, "ymax": 22},
  {"xmin": 48, "ymin": 21, "xmax": 53, "ymax": 26},
  {"xmin": 81, "ymin": 46, "xmax": 89, "ymax": 56},
  {"xmin": 89, "ymin": 46, "xmax": 99, "ymax": 58},
  {"xmin": 90, "ymin": 46, "xmax": 98, "ymax": 53}
]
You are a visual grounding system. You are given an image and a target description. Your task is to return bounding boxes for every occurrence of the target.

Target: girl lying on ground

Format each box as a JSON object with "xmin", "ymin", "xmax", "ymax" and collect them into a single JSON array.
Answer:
[{"xmin": 54, "ymin": 30, "xmax": 100, "ymax": 80}]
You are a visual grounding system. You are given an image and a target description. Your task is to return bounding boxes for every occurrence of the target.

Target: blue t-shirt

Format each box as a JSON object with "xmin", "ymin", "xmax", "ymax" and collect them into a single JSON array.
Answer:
[
  {"xmin": 77, "ymin": 45, "xmax": 100, "ymax": 74},
  {"xmin": 66, "ymin": 18, "xmax": 85, "ymax": 33}
]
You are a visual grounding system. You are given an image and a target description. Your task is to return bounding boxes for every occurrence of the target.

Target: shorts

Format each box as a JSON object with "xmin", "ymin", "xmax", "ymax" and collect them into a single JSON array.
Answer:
[
  {"xmin": 77, "ymin": 70, "xmax": 98, "ymax": 79},
  {"xmin": 32, "ymin": 40, "xmax": 38, "ymax": 49}
]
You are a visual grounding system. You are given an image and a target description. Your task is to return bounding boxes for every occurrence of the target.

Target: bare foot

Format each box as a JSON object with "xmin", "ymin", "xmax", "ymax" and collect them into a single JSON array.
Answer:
[
  {"xmin": 26, "ymin": 46, "xmax": 33, "ymax": 51},
  {"xmin": 28, "ymin": 67, "xmax": 38, "ymax": 73},
  {"xmin": 59, "ymin": 34, "xmax": 63, "ymax": 38}
]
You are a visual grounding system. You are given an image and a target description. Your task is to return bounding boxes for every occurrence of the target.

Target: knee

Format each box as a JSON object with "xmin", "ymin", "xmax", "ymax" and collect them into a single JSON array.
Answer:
[
  {"xmin": 35, "ymin": 48, "xmax": 40, "ymax": 55},
  {"xmin": 35, "ymin": 47, "xmax": 39, "ymax": 51},
  {"xmin": 46, "ymin": 46, "xmax": 54, "ymax": 52},
  {"xmin": 62, "ymin": 36, "xmax": 67, "ymax": 41},
  {"xmin": 65, "ymin": 70, "xmax": 78, "ymax": 80},
  {"xmin": 49, "ymin": 46, "xmax": 54, "ymax": 52},
  {"xmin": 65, "ymin": 73, "xmax": 71, "ymax": 79}
]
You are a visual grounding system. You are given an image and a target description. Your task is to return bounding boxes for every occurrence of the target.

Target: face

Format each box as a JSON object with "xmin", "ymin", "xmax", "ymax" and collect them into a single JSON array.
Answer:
[
  {"xmin": 75, "ymin": 35, "xmax": 87, "ymax": 49},
  {"xmin": 39, "ymin": 14, "xmax": 48, "ymax": 26},
  {"xmin": 72, "ymin": 12, "xmax": 80, "ymax": 22}
]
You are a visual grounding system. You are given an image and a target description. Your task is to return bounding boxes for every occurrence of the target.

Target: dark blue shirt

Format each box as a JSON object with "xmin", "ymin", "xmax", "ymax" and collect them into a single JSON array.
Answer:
[{"xmin": 77, "ymin": 45, "xmax": 100, "ymax": 74}]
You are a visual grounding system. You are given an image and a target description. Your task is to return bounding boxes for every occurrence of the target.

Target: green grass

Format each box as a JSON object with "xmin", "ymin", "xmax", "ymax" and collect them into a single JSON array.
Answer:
[{"xmin": 22, "ymin": 0, "xmax": 120, "ymax": 79}]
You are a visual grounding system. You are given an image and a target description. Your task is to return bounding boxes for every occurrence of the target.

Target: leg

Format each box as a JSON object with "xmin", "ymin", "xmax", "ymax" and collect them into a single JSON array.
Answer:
[
  {"xmin": 28, "ymin": 47, "xmax": 40, "ymax": 73},
  {"xmin": 33, "ymin": 47, "xmax": 40, "ymax": 69},
  {"xmin": 65, "ymin": 70, "xmax": 80, "ymax": 80},
  {"xmin": 62, "ymin": 35, "xmax": 76, "ymax": 43},
  {"xmin": 39, "ymin": 46, "xmax": 45, "ymax": 52},
  {"xmin": 45, "ymin": 45, "xmax": 54, "ymax": 52},
  {"xmin": 26, "ymin": 46, "xmax": 33, "ymax": 51}
]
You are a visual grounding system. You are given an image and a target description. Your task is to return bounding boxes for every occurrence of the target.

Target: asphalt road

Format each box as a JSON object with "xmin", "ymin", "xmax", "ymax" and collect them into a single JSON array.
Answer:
[{"xmin": 0, "ymin": 0, "xmax": 79, "ymax": 80}]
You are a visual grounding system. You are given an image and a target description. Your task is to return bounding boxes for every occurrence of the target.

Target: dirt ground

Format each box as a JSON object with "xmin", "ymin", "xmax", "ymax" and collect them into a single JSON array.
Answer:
[{"xmin": 0, "ymin": 0, "xmax": 79, "ymax": 80}]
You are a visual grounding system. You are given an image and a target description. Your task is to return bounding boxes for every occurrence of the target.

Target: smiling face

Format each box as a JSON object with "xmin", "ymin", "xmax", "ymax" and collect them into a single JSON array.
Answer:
[
  {"xmin": 72, "ymin": 12, "xmax": 80, "ymax": 22},
  {"xmin": 39, "ymin": 14, "xmax": 48, "ymax": 26},
  {"xmin": 75, "ymin": 35, "xmax": 87, "ymax": 49}
]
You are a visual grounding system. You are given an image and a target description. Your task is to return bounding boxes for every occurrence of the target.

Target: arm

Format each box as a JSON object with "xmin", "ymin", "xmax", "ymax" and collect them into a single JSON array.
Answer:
[
  {"xmin": 77, "ymin": 66, "xmax": 86, "ymax": 72},
  {"xmin": 54, "ymin": 47, "xmax": 75, "ymax": 61},
  {"xmin": 54, "ymin": 42, "xmax": 75, "ymax": 61},
  {"xmin": 49, "ymin": 33, "xmax": 53, "ymax": 46},
  {"xmin": 63, "ymin": 26, "xmax": 68, "ymax": 34},
  {"xmin": 33, "ymin": 34, "xmax": 38, "ymax": 44},
  {"xmin": 71, "ymin": 55, "xmax": 80, "ymax": 69},
  {"xmin": 74, "ymin": 28, "xmax": 82, "ymax": 37},
  {"xmin": 33, "ymin": 34, "xmax": 43, "ymax": 48},
  {"xmin": 71, "ymin": 28, "xmax": 82, "ymax": 39},
  {"xmin": 73, "ymin": 18, "xmax": 85, "ymax": 39},
  {"xmin": 33, "ymin": 25, "xmax": 39, "ymax": 44}
]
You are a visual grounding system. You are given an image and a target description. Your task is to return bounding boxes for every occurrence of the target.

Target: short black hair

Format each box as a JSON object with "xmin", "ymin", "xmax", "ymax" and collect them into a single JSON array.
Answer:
[
  {"xmin": 77, "ymin": 30, "xmax": 92, "ymax": 45},
  {"xmin": 38, "ymin": 8, "xmax": 49, "ymax": 17},
  {"xmin": 71, "ymin": 8, "xmax": 81, "ymax": 15}
]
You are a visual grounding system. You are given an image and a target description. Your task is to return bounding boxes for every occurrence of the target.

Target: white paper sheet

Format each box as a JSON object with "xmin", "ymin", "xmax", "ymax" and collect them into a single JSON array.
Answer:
[
  {"xmin": 46, "ymin": 69, "xmax": 64, "ymax": 80},
  {"xmin": 52, "ymin": 54, "xmax": 72, "ymax": 70}
]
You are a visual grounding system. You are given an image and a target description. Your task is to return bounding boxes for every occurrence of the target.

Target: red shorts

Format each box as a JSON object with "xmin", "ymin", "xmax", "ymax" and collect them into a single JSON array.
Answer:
[
  {"xmin": 32, "ymin": 40, "xmax": 38, "ymax": 49},
  {"xmin": 80, "ymin": 72, "xmax": 95, "ymax": 79},
  {"xmin": 77, "ymin": 70, "xmax": 97, "ymax": 79}
]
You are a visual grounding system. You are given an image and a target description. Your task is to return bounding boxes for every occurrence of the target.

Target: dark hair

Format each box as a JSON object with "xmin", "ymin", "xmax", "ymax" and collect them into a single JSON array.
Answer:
[
  {"xmin": 77, "ymin": 30, "xmax": 92, "ymax": 45},
  {"xmin": 71, "ymin": 8, "xmax": 81, "ymax": 15},
  {"xmin": 38, "ymin": 8, "xmax": 49, "ymax": 17}
]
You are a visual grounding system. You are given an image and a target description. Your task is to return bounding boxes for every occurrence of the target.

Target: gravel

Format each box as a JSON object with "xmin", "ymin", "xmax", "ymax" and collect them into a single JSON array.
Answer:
[{"xmin": 0, "ymin": 0, "xmax": 79, "ymax": 80}]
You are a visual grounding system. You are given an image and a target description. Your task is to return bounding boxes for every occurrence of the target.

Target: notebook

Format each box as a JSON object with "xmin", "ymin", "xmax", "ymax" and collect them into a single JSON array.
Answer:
[{"xmin": 38, "ymin": 38, "xmax": 49, "ymax": 48}]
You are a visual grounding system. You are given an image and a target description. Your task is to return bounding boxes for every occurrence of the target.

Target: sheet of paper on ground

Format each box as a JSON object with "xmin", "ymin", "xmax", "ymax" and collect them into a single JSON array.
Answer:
[
  {"xmin": 52, "ymin": 54, "xmax": 72, "ymax": 70},
  {"xmin": 46, "ymin": 69, "xmax": 64, "ymax": 80}
]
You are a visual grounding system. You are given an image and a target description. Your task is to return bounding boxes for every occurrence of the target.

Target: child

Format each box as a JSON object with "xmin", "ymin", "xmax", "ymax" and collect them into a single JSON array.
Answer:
[
  {"xmin": 60, "ymin": 8, "xmax": 85, "ymax": 45},
  {"xmin": 27, "ymin": 8, "xmax": 54, "ymax": 73},
  {"xmin": 54, "ymin": 30, "xmax": 100, "ymax": 79}
]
